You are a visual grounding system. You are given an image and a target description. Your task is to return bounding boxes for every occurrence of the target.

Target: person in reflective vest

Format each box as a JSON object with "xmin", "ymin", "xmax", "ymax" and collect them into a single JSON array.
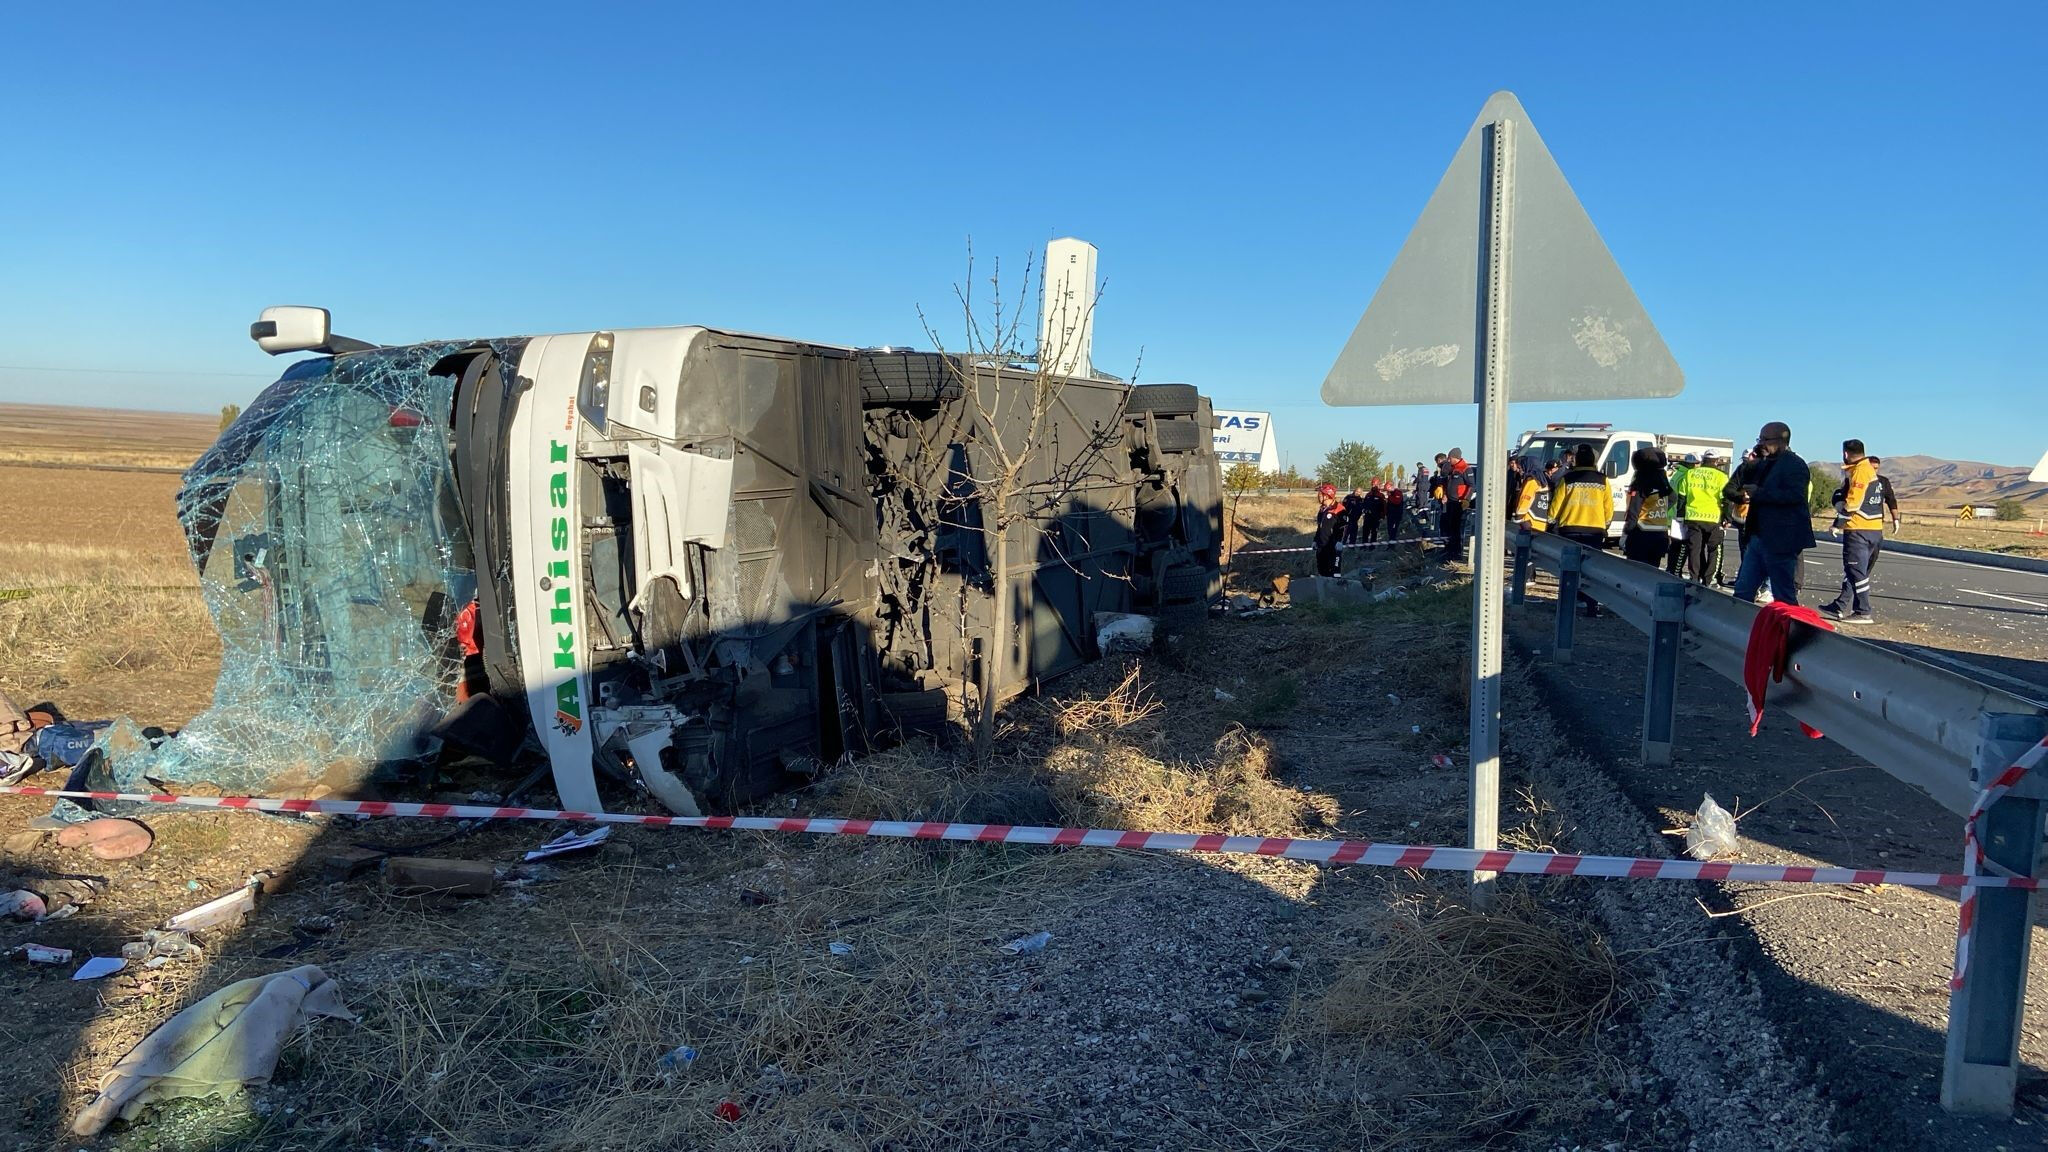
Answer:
[
  {"xmin": 1550, "ymin": 444, "xmax": 1613, "ymax": 615},
  {"xmin": 1820, "ymin": 438, "xmax": 1885, "ymax": 624},
  {"xmin": 1384, "ymin": 484, "xmax": 1406, "ymax": 539},
  {"xmin": 1679, "ymin": 451, "xmax": 1731, "ymax": 585},
  {"xmin": 1439, "ymin": 450, "xmax": 1472, "ymax": 563},
  {"xmin": 1623, "ymin": 446, "xmax": 1675, "ymax": 568},
  {"xmin": 1512, "ymin": 457, "xmax": 1545, "ymax": 531}
]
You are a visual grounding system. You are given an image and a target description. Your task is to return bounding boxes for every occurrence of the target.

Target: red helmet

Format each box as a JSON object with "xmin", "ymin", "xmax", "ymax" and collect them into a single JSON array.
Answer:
[{"xmin": 1318, "ymin": 483, "xmax": 1337, "ymax": 498}]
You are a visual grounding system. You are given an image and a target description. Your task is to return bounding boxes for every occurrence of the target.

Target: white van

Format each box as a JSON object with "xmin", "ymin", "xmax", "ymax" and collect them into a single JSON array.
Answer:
[{"xmin": 1514, "ymin": 423, "xmax": 1736, "ymax": 538}]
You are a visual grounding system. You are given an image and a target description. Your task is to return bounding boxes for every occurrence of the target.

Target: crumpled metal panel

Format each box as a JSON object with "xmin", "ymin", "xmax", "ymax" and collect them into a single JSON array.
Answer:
[{"xmin": 106, "ymin": 343, "xmax": 474, "ymax": 794}]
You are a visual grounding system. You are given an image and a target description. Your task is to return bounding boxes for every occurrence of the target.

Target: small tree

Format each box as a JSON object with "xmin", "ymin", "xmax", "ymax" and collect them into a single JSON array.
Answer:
[
  {"xmin": 919, "ymin": 245, "xmax": 1127, "ymax": 762},
  {"xmin": 219, "ymin": 403, "xmax": 241, "ymax": 431},
  {"xmin": 1222, "ymin": 461, "xmax": 1263, "ymax": 557},
  {"xmin": 1995, "ymin": 497, "xmax": 2027, "ymax": 522},
  {"xmin": 1316, "ymin": 440, "xmax": 1383, "ymax": 491},
  {"xmin": 1808, "ymin": 467, "xmax": 1840, "ymax": 515}
]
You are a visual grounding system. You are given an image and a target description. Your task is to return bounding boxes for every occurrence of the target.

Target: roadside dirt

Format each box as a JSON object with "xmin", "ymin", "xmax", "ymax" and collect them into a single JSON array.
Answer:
[{"xmin": 1508, "ymin": 566, "xmax": 2048, "ymax": 1152}]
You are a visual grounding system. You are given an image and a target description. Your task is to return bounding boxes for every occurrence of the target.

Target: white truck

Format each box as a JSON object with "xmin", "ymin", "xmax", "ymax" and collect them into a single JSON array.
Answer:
[{"xmin": 1513, "ymin": 422, "xmax": 1735, "ymax": 538}]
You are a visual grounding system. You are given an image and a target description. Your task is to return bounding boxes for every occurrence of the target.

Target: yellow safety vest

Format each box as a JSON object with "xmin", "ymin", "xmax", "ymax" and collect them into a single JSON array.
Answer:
[
  {"xmin": 1550, "ymin": 469, "xmax": 1612, "ymax": 533},
  {"xmin": 1635, "ymin": 491, "xmax": 1672, "ymax": 530}
]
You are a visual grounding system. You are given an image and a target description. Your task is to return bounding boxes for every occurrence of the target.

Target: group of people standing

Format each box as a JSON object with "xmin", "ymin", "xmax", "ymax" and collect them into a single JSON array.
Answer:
[{"xmin": 1506, "ymin": 423, "xmax": 1896, "ymax": 623}]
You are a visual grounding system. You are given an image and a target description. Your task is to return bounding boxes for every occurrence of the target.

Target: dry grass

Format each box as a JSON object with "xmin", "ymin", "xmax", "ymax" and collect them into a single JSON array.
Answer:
[
  {"xmin": 1044, "ymin": 724, "xmax": 1338, "ymax": 836},
  {"xmin": 1046, "ymin": 661, "xmax": 1160, "ymax": 734},
  {"xmin": 1323, "ymin": 890, "xmax": 1627, "ymax": 1049}
]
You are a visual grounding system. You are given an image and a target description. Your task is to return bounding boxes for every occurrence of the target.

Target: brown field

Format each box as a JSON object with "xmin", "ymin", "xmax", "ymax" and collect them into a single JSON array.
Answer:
[{"xmin": 0, "ymin": 403, "xmax": 218, "ymax": 472}]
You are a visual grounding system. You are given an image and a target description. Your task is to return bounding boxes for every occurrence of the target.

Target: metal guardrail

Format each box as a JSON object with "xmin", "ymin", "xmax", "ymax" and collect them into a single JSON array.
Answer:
[
  {"xmin": 1511, "ymin": 529, "xmax": 2048, "ymax": 1116},
  {"xmin": 1520, "ymin": 530, "xmax": 2044, "ymax": 816}
]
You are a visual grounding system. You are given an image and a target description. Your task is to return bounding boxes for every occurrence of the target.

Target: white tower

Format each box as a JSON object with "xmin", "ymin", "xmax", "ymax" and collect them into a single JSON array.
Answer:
[{"xmin": 1039, "ymin": 237, "xmax": 1097, "ymax": 378}]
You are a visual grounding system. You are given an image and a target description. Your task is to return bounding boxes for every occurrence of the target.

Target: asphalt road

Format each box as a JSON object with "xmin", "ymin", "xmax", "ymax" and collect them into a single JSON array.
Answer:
[{"xmin": 1799, "ymin": 538, "xmax": 2048, "ymax": 705}]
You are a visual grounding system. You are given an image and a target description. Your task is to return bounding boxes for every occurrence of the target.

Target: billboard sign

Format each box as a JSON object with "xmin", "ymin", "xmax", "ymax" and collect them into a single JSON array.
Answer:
[{"xmin": 1212, "ymin": 410, "xmax": 1277, "ymax": 470}]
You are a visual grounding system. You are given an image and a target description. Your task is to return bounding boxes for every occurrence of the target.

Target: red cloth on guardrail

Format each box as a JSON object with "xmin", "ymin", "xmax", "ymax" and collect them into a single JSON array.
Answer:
[{"xmin": 1744, "ymin": 602, "xmax": 1833, "ymax": 739}]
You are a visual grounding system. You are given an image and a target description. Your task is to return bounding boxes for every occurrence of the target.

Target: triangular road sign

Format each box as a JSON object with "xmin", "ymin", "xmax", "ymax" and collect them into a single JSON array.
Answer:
[
  {"xmin": 2031, "ymin": 449, "xmax": 2048, "ymax": 484},
  {"xmin": 1324, "ymin": 91, "xmax": 1684, "ymax": 405}
]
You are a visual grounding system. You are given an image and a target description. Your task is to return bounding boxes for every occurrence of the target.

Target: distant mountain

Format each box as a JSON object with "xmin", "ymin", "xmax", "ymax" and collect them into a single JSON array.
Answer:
[{"xmin": 1869, "ymin": 453, "xmax": 2048, "ymax": 509}]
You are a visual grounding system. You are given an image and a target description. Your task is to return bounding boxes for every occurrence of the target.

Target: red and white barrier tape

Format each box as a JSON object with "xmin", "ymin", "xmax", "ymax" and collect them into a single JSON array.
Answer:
[
  {"xmin": 1951, "ymin": 734, "xmax": 2048, "ymax": 990},
  {"xmin": 1232, "ymin": 537, "xmax": 1443, "ymax": 558},
  {"xmin": 1, "ymin": 786, "xmax": 2031, "ymax": 892}
]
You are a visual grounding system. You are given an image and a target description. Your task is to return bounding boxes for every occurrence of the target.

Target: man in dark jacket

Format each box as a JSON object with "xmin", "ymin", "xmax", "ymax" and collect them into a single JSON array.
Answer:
[
  {"xmin": 1730, "ymin": 421, "xmax": 1817, "ymax": 605},
  {"xmin": 1314, "ymin": 484, "xmax": 1344, "ymax": 577},
  {"xmin": 1360, "ymin": 483, "xmax": 1387, "ymax": 544},
  {"xmin": 1341, "ymin": 486, "xmax": 1367, "ymax": 544}
]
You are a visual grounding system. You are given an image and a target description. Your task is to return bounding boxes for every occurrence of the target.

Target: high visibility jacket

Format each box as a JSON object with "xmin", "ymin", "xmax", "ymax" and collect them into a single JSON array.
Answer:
[
  {"xmin": 1632, "ymin": 489, "xmax": 1673, "ymax": 530},
  {"xmin": 1550, "ymin": 467, "xmax": 1612, "ymax": 533},
  {"xmin": 1679, "ymin": 465, "xmax": 1729, "ymax": 523},
  {"xmin": 1513, "ymin": 476, "xmax": 1541, "ymax": 524},
  {"xmin": 1837, "ymin": 457, "xmax": 1885, "ymax": 532},
  {"xmin": 1529, "ymin": 481, "xmax": 1553, "ymax": 531}
]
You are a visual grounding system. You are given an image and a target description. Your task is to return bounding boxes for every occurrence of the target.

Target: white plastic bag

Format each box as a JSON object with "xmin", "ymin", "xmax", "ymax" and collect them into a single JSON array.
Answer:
[
  {"xmin": 1685, "ymin": 793, "xmax": 1739, "ymax": 861},
  {"xmin": 1667, "ymin": 518, "xmax": 1686, "ymax": 540}
]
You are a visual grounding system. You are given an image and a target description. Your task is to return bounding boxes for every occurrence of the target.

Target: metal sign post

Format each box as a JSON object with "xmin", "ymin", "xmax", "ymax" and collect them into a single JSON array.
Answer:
[
  {"xmin": 1322, "ymin": 91, "xmax": 1684, "ymax": 902},
  {"xmin": 1468, "ymin": 119, "xmax": 1514, "ymax": 890}
]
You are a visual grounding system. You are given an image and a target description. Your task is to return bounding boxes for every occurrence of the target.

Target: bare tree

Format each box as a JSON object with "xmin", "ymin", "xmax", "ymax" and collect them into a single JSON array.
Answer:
[{"xmin": 918, "ymin": 244, "xmax": 1129, "ymax": 761}]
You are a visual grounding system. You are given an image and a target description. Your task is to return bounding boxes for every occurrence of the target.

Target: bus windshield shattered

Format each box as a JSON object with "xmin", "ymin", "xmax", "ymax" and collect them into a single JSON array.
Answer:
[{"xmin": 98, "ymin": 344, "xmax": 477, "ymax": 795}]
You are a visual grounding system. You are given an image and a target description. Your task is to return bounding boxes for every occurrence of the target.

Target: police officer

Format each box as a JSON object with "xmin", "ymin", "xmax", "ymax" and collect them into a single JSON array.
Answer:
[
  {"xmin": 1550, "ymin": 444, "xmax": 1613, "ymax": 615},
  {"xmin": 1679, "ymin": 451, "xmax": 1731, "ymax": 584},
  {"xmin": 1314, "ymin": 483, "xmax": 1344, "ymax": 577},
  {"xmin": 1664, "ymin": 454, "xmax": 1695, "ymax": 576}
]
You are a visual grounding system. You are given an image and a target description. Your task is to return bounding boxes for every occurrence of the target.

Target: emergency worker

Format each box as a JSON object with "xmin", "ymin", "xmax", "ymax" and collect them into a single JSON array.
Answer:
[
  {"xmin": 1440, "ymin": 450, "xmax": 1472, "ymax": 562},
  {"xmin": 1665, "ymin": 454, "xmax": 1695, "ymax": 576},
  {"xmin": 1820, "ymin": 438, "xmax": 1884, "ymax": 624},
  {"xmin": 1314, "ymin": 483, "xmax": 1344, "ymax": 577},
  {"xmin": 1679, "ymin": 451, "xmax": 1730, "ymax": 584},
  {"xmin": 1622, "ymin": 447, "xmax": 1674, "ymax": 568},
  {"xmin": 1550, "ymin": 444, "xmax": 1612, "ymax": 615},
  {"xmin": 1361, "ymin": 482, "xmax": 1387, "ymax": 544}
]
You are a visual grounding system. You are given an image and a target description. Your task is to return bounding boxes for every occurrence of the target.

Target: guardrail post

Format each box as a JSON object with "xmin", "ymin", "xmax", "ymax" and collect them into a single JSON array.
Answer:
[
  {"xmin": 1943, "ymin": 712, "xmax": 2048, "ymax": 1115},
  {"xmin": 1511, "ymin": 530, "xmax": 1531, "ymax": 605},
  {"xmin": 1552, "ymin": 543, "xmax": 1581, "ymax": 664},
  {"xmin": 1640, "ymin": 580, "xmax": 1685, "ymax": 767}
]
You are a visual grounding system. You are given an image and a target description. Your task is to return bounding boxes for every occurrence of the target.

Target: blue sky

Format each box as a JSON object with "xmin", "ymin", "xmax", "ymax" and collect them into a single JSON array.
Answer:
[{"xmin": 2, "ymin": 3, "xmax": 2043, "ymax": 471}]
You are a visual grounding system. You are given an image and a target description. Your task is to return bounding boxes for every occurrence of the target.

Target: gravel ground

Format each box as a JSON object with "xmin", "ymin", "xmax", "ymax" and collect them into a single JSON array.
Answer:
[{"xmin": 1507, "ymin": 567, "xmax": 2048, "ymax": 1152}]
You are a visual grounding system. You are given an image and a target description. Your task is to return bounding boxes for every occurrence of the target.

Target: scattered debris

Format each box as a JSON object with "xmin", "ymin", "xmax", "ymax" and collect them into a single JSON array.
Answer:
[
  {"xmin": 1000, "ymin": 930, "xmax": 1052, "ymax": 956},
  {"xmin": 321, "ymin": 846, "xmax": 387, "ymax": 879},
  {"xmin": 1212, "ymin": 687, "xmax": 1237, "ymax": 702},
  {"xmin": 656, "ymin": 1045, "xmax": 699, "ymax": 1075},
  {"xmin": 166, "ymin": 885, "xmax": 258, "ymax": 933},
  {"xmin": 383, "ymin": 857, "xmax": 496, "ymax": 898},
  {"xmin": 1430, "ymin": 753, "xmax": 1454, "ymax": 770},
  {"xmin": 70, "ymin": 964, "xmax": 355, "ymax": 1136},
  {"xmin": 13, "ymin": 943, "xmax": 72, "ymax": 965},
  {"xmin": 1094, "ymin": 612, "xmax": 1157, "ymax": 655},
  {"xmin": 523, "ymin": 826, "xmax": 611, "ymax": 862},
  {"xmin": 53, "ymin": 817, "xmax": 153, "ymax": 861},
  {"xmin": 121, "ymin": 931, "xmax": 202, "ymax": 963},
  {"xmin": 739, "ymin": 889, "xmax": 778, "ymax": 907},
  {"xmin": 1226, "ymin": 593, "xmax": 1260, "ymax": 612},
  {"xmin": 713, "ymin": 1099, "xmax": 743, "ymax": 1123},
  {"xmin": 295, "ymin": 915, "xmax": 336, "ymax": 935},
  {"xmin": 1385, "ymin": 693, "xmax": 1400, "ymax": 705},
  {"xmin": 3, "ymin": 829, "xmax": 45, "ymax": 855},
  {"xmin": 827, "ymin": 941, "xmax": 855, "ymax": 956},
  {"xmin": 0, "ymin": 749, "xmax": 34, "ymax": 786},
  {"xmin": 1685, "ymin": 793, "xmax": 1740, "ymax": 861},
  {"xmin": 1, "ymin": 889, "xmax": 47, "ymax": 921},
  {"xmin": 73, "ymin": 956, "xmax": 126, "ymax": 981}
]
